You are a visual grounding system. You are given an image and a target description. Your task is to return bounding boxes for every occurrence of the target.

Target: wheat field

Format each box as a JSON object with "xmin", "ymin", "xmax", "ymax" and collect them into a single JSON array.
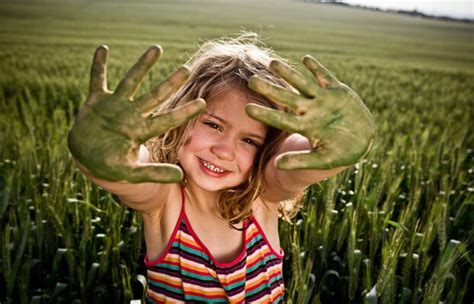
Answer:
[{"xmin": 0, "ymin": 0, "xmax": 473, "ymax": 303}]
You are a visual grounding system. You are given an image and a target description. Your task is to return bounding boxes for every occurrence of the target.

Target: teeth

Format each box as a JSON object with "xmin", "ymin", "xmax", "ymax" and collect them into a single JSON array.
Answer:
[{"xmin": 202, "ymin": 160, "xmax": 225, "ymax": 173}]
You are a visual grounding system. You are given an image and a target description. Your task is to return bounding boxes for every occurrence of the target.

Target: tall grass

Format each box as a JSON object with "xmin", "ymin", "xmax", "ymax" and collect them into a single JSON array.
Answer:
[
  {"xmin": 280, "ymin": 65, "xmax": 473, "ymax": 302},
  {"xmin": 1, "ymin": 0, "xmax": 473, "ymax": 302}
]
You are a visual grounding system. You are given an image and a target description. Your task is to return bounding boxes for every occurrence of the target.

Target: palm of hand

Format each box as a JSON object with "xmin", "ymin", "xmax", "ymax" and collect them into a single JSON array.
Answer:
[
  {"xmin": 68, "ymin": 46, "xmax": 205, "ymax": 183},
  {"xmin": 247, "ymin": 56, "xmax": 376, "ymax": 170}
]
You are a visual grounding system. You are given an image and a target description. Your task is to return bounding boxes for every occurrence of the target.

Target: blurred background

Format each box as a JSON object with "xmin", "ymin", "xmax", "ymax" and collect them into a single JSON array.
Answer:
[
  {"xmin": 339, "ymin": 0, "xmax": 472, "ymax": 20},
  {"xmin": 1, "ymin": 0, "xmax": 473, "ymax": 303}
]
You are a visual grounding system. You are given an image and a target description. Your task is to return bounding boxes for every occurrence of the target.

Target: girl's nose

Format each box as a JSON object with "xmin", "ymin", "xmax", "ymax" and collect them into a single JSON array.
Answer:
[{"xmin": 210, "ymin": 137, "xmax": 235, "ymax": 161}]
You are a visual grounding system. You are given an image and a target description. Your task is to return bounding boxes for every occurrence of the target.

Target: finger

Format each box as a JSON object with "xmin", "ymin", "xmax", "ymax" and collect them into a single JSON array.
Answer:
[
  {"xmin": 269, "ymin": 60, "xmax": 320, "ymax": 98},
  {"xmin": 245, "ymin": 103, "xmax": 301, "ymax": 133},
  {"xmin": 127, "ymin": 163, "xmax": 183, "ymax": 183},
  {"xmin": 139, "ymin": 98, "xmax": 206, "ymax": 142},
  {"xmin": 90, "ymin": 45, "xmax": 108, "ymax": 94},
  {"xmin": 275, "ymin": 150, "xmax": 347, "ymax": 170},
  {"xmin": 302, "ymin": 55, "xmax": 339, "ymax": 89},
  {"xmin": 275, "ymin": 134, "xmax": 372, "ymax": 170},
  {"xmin": 248, "ymin": 76, "xmax": 312, "ymax": 115},
  {"xmin": 115, "ymin": 45, "xmax": 162, "ymax": 99},
  {"xmin": 134, "ymin": 66, "xmax": 190, "ymax": 115}
]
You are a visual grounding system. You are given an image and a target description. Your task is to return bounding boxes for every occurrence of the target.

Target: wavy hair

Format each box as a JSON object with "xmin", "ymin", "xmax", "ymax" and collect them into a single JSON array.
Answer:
[{"xmin": 148, "ymin": 33, "xmax": 301, "ymax": 229}]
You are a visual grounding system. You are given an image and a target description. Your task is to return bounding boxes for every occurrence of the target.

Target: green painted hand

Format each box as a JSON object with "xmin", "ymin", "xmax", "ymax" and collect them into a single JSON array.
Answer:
[
  {"xmin": 68, "ymin": 45, "xmax": 206, "ymax": 183},
  {"xmin": 246, "ymin": 55, "xmax": 376, "ymax": 170}
]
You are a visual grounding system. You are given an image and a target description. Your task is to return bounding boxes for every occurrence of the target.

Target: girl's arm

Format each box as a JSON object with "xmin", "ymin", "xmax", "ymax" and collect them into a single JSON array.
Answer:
[
  {"xmin": 68, "ymin": 45, "xmax": 205, "ymax": 211},
  {"xmin": 248, "ymin": 56, "xmax": 376, "ymax": 202},
  {"xmin": 261, "ymin": 134, "xmax": 347, "ymax": 202},
  {"xmin": 74, "ymin": 146, "xmax": 172, "ymax": 212}
]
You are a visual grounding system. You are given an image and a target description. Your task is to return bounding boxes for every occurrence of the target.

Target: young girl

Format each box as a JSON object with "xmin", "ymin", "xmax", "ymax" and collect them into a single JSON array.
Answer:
[{"xmin": 68, "ymin": 34, "xmax": 375, "ymax": 303}]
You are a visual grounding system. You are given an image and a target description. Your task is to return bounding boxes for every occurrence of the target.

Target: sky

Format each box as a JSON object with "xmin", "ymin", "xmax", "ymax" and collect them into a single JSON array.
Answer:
[{"xmin": 342, "ymin": 0, "xmax": 474, "ymax": 20}]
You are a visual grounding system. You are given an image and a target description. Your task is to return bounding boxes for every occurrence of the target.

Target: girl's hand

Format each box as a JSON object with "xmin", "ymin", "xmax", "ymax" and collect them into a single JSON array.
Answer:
[
  {"xmin": 246, "ymin": 55, "xmax": 376, "ymax": 170},
  {"xmin": 68, "ymin": 45, "xmax": 206, "ymax": 183}
]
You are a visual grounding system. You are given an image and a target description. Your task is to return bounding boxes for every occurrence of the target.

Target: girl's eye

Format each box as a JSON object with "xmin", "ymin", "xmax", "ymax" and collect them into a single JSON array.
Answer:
[
  {"xmin": 243, "ymin": 138, "xmax": 260, "ymax": 148},
  {"xmin": 204, "ymin": 121, "xmax": 222, "ymax": 131}
]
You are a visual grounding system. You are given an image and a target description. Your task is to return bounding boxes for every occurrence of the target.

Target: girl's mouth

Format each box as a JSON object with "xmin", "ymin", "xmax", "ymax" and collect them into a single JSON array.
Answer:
[{"xmin": 198, "ymin": 158, "xmax": 230, "ymax": 177}]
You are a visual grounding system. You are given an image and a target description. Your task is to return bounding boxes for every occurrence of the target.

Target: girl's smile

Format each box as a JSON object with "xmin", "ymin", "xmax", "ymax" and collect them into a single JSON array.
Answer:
[
  {"xmin": 178, "ymin": 88, "xmax": 268, "ymax": 195},
  {"xmin": 198, "ymin": 157, "xmax": 231, "ymax": 176}
]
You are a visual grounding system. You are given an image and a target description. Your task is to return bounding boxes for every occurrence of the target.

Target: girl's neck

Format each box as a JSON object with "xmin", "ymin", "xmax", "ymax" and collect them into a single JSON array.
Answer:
[{"xmin": 184, "ymin": 181, "xmax": 220, "ymax": 214}]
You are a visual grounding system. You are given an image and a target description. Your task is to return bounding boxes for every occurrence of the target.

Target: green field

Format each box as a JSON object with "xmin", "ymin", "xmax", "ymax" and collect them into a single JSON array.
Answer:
[{"xmin": 1, "ymin": 0, "xmax": 473, "ymax": 303}]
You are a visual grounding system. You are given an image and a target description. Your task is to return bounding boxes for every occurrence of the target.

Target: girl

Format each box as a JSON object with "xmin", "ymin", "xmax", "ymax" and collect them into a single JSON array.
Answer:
[{"xmin": 68, "ymin": 34, "xmax": 375, "ymax": 303}]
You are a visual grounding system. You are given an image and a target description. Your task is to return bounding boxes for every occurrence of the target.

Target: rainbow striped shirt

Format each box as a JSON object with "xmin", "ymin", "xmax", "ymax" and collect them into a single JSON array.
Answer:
[{"xmin": 144, "ymin": 190, "xmax": 285, "ymax": 303}]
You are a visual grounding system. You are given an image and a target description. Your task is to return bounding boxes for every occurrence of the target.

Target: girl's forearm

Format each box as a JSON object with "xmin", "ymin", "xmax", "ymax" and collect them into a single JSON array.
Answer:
[
  {"xmin": 73, "ymin": 145, "xmax": 169, "ymax": 210},
  {"xmin": 262, "ymin": 134, "xmax": 348, "ymax": 202},
  {"xmin": 75, "ymin": 159, "xmax": 157, "ymax": 201}
]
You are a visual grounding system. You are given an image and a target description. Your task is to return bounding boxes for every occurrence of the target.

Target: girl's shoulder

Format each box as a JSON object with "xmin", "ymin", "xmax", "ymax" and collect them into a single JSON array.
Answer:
[
  {"xmin": 156, "ymin": 183, "xmax": 183, "ymax": 219},
  {"xmin": 251, "ymin": 198, "xmax": 282, "ymax": 254},
  {"xmin": 141, "ymin": 183, "xmax": 183, "ymax": 261},
  {"xmin": 252, "ymin": 197, "xmax": 279, "ymax": 220}
]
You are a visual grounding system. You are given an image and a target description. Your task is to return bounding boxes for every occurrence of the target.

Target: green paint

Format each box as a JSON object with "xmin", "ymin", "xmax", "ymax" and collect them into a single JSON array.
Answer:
[
  {"xmin": 247, "ymin": 56, "xmax": 376, "ymax": 170},
  {"xmin": 68, "ymin": 46, "xmax": 206, "ymax": 183}
]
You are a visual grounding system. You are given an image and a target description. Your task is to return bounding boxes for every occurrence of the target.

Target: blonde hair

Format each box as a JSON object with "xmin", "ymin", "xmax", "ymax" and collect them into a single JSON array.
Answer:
[{"xmin": 148, "ymin": 33, "xmax": 301, "ymax": 229}]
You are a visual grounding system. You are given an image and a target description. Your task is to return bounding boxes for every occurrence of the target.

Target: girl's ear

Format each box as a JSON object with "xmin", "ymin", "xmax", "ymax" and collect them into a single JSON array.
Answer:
[
  {"xmin": 182, "ymin": 134, "xmax": 192, "ymax": 146},
  {"xmin": 176, "ymin": 147, "xmax": 183, "ymax": 161}
]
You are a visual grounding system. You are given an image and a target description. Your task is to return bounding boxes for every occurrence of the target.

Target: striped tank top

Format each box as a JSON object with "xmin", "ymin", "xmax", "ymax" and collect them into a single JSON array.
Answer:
[{"xmin": 144, "ymin": 187, "xmax": 285, "ymax": 303}]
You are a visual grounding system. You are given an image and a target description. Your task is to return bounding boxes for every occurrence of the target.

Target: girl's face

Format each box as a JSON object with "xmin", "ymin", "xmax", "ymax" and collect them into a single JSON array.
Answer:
[{"xmin": 178, "ymin": 88, "xmax": 268, "ymax": 194}]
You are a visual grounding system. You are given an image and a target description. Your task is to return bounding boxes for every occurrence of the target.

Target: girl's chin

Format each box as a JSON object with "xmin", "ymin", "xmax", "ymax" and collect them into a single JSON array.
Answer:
[
  {"xmin": 194, "ymin": 181, "xmax": 233, "ymax": 192},
  {"xmin": 187, "ymin": 176, "xmax": 241, "ymax": 193}
]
